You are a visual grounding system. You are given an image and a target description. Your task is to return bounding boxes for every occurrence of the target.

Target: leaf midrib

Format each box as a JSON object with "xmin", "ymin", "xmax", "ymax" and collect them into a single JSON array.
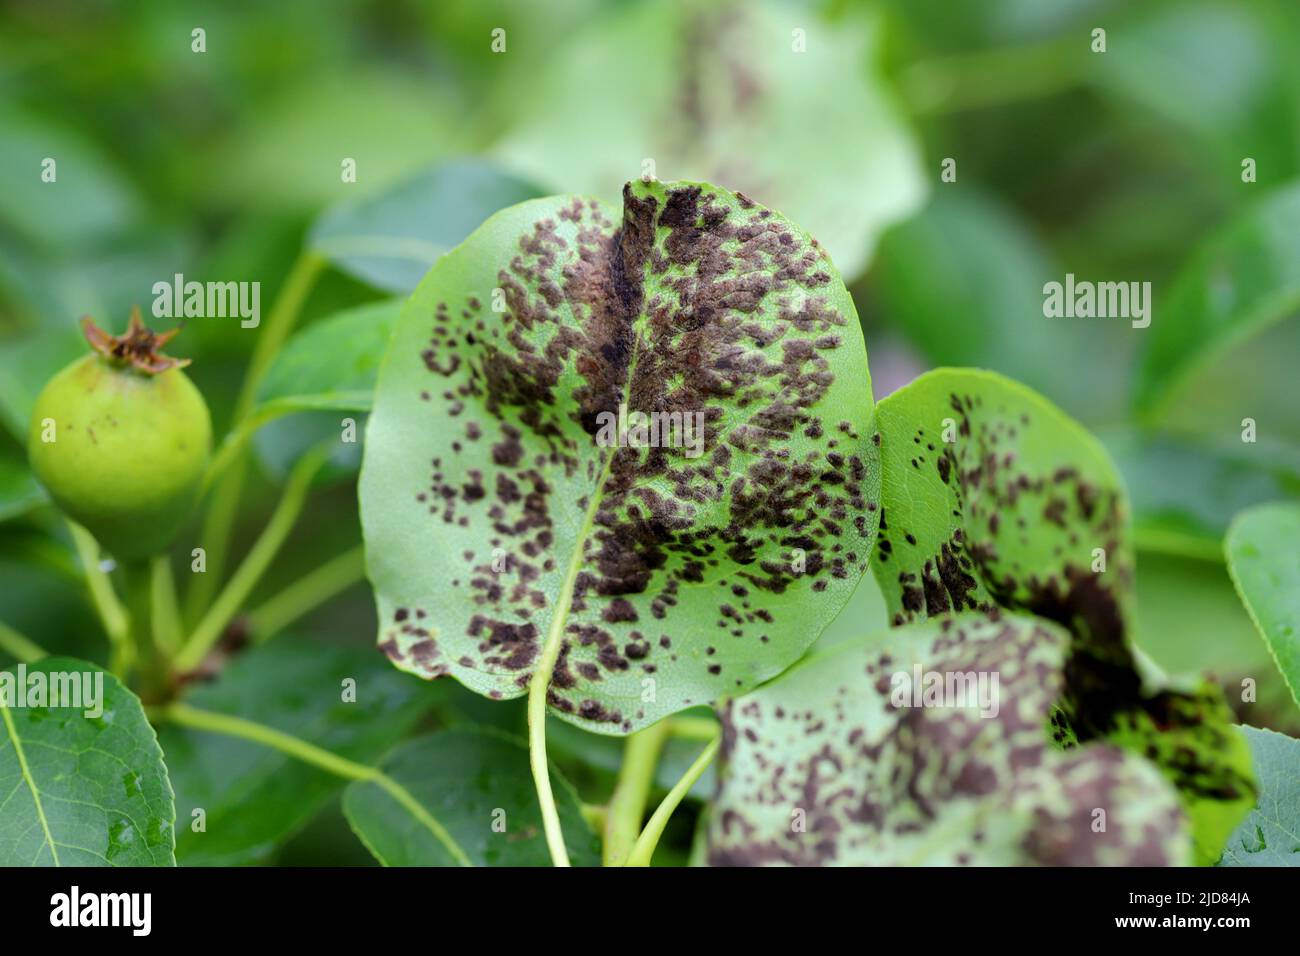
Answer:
[{"xmin": 0, "ymin": 702, "xmax": 60, "ymax": 865}]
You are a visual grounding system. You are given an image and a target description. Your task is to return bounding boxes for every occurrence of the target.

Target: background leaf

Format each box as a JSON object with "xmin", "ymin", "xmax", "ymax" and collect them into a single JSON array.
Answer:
[
  {"xmin": 1134, "ymin": 184, "xmax": 1300, "ymax": 432},
  {"xmin": 310, "ymin": 160, "xmax": 544, "ymax": 295},
  {"xmin": 1225, "ymin": 501, "xmax": 1300, "ymax": 710},
  {"xmin": 1217, "ymin": 725, "xmax": 1300, "ymax": 866},
  {"xmin": 493, "ymin": 0, "xmax": 926, "ymax": 279},
  {"xmin": 343, "ymin": 726, "xmax": 599, "ymax": 866},
  {"xmin": 0, "ymin": 657, "xmax": 175, "ymax": 866},
  {"xmin": 160, "ymin": 637, "xmax": 440, "ymax": 866},
  {"xmin": 362, "ymin": 179, "xmax": 880, "ymax": 733}
]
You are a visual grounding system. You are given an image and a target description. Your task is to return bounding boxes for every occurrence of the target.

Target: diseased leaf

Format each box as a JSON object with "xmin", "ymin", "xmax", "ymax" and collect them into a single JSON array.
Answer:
[
  {"xmin": 361, "ymin": 179, "xmax": 880, "ymax": 734},
  {"xmin": 1225, "ymin": 501, "xmax": 1300, "ymax": 710},
  {"xmin": 709, "ymin": 614, "xmax": 1190, "ymax": 866},
  {"xmin": 343, "ymin": 727, "xmax": 600, "ymax": 866},
  {"xmin": 310, "ymin": 161, "xmax": 544, "ymax": 295},
  {"xmin": 493, "ymin": 0, "xmax": 925, "ymax": 279},
  {"xmin": 160, "ymin": 638, "xmax": 439, "ymax": 866},
  {"xmin": 870, "ymin": 368, "xmax": 1254, "ymax": 863},
  {"xmin": 1217, "ymin": 726, "xmax": 1300, "ymax": 867},
  {"xmin": 0, "ymin": 657, "xmax": 175, "ymax": 866},
  {"xmin": 1134, "ymin": 184, "xmax": 1300, "ymax": 425}
]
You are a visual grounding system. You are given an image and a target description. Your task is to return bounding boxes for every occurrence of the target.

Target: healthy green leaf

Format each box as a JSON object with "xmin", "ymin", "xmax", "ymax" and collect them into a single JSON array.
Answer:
[
  {"xmin": 1135, "ymin": 184, "xmax": 1300, "ymax": 423},
  {"xmin": 1226, "ymin": 501, "xmax": 1300, "ymax": 710},
  {"xmin": 310, "ymin": 161, "xmax": 544, "ymax": 294},
  {"xmin": 160, "ymin": 638, "xmax": 440, "ymax": 866},
  {"xmin": 1217, "ymin": 725, "xmax": 1300, "ymax": 866},
  {"xmin": 872, "ymin": 190, "xmax": 1125, "ymax": 423},
  {"xmin": 493, "ymin": 0, "xmax": 925, "ymax": 279},
  {"xmin": 343, "ymin": 727, "xmax": 600, "ymax": 866},
  {"xmin": 361, "ymin": 179, "xmax": 880, "ymax": 734},
  {"xmin": 0, "ymin": 106, "xmax": 144, "ymax": 252},
  {"xmin": 871, "ymin": 368, "xmax": 1254, "ymax": 864},
  {"xmin": 709, "ymin": 613, "xmax": 1191, "ymax": 866},
  {"xmin": 1102, "ymin": 427, "xmax": 1300, "ymax": 561},
  {"xmin": 246, "ymin": 300, "xmax": 402, "ymax": 480},
  {"xmin": 0, "ymin": 657, "xmax": 175, "ymax": 866},
  {"xmin": 0, "ymin": 451, "xmax": 44, "ymax": 522}
]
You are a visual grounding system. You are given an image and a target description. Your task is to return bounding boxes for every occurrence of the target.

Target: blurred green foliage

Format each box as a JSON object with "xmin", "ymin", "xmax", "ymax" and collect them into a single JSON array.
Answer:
[{"xmin": 1, "ymin": 0, "xmax": 1296, "ymax": 865}]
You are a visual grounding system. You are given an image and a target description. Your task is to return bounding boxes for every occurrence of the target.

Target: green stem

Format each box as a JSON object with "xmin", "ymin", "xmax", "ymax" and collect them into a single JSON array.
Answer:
[
  {"xmin": 246, "ymin": 545, "xmax": 366, "ymax": 641},
  {"xmin": 185, "ymin": 251, "xmax": 326, "ymax": 623},
  {"xmin": 66, "ymin": 521, "xmax": 132, "ymax": 677},
  {"xmin": 603, "ymin": 721, "xmax": 672, "ymax": 866},
  {"xmin": 667, "ymin": 715, "xmax": 720, "ymax": 741},
  {"xmin": 899, "ymin": 37, "xmax": 1086, "ymax": 115},
  {"xmin": 174, "ymin": 445, "xmax": 331, "ymax": 672},
  {"xmin": 160, "ymin": 702, "xmax": 471, "ymax": 866},
  {"xmin": 0, "ymin": 621, "xmax": 46, "ymax": 663},
  {"xmin": 150, "ymin": 555, "xmax": 184, "ymax": 658},
  {"xmin": 527, "ymin": 454, "xmax": 616, "ymax": 868},
  {"xmin": 625, "ymin": 734, "xmax": 720, "ymax": 867}
]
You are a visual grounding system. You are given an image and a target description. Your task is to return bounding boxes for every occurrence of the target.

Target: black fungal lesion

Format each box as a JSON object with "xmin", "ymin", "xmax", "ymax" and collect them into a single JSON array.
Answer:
[{"xmin": 393, "ymin": 181, "xmax": 878, "ymax": 725}]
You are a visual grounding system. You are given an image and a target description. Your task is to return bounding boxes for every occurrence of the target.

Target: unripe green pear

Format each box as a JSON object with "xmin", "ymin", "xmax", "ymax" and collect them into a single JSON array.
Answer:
[{"xmin": 28, "ymin": 310, "xmax": 211, "ymax": 559}]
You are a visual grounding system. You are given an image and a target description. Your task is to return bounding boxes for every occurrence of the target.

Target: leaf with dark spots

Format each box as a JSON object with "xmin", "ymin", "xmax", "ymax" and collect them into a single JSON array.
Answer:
[
  {"xmin": 871, "ymin": 369, "xmax": 1254, "ymax": 863},
  {"xmin": 708, "ymin": 614, "xmax": 1190, "ymax": 866},
  {"xmin": 361, "ymin": 179, "xmax": 879, "ymax": 733}
]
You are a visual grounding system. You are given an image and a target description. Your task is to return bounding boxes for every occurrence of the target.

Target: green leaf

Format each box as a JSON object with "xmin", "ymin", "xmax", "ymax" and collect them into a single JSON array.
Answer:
[
  {"xmin": 0, "ymin": 106, "xmax": 144, "ymax": 252},
  {"xmin": 256, "ymin": 299, "xmax": 403, "ymax": 417},
  {"xmin": 0, "ymin": 657, "xmax": 175, "ymax": 866},
  {"xmin": 1218, "ymin": 726, "xmax": 1300, "ymax": 866},
  {"xmin": 343, "ymin": 727, "xmax": 600, "ymax": 866},
  {"xmin": 709, "ymin": 613, "xmax": 1191, "ymax": 866},
  {"xmin": 310, "ymin": 161, "xmax": 544, "ymax": 295},
  {"xmin": 240, "ymin": 300, "xmax": 402, "ymax": 480},
  {"xmin": 1135, "ymin": 184, "xmax": 1300, "ymax": 425},
  {"xmin": 1102, "ymin": 427, "xmax": 1300, "ymax": 561},
  {"xmin": 160, "ymin": 637, "xmax": 439, "ymax": 866},
  {"xmin": 0, "ymin": 325, "xmax": 86, "ymax": 442},
  {"xmin": 0, "ymin": 452, "xmax": 44, "ymax": 522},
  {"xmin": 493, "ymin": 0, "xmax": 925, "ymax": 279},
  {"xmin": 1226, "ymin": 501, "xmax": 1300, "ymax": 711},
  {"xmin": 872, "ymin": 190, "xmax": 1126, "ymax": 423},
  {"xmin": 871, "ymin": 368, "xmax": 1254, "ymax": 864},
  {"xmin": 361, "ymin": 179, "xmax": 880, "ymax": 733}
]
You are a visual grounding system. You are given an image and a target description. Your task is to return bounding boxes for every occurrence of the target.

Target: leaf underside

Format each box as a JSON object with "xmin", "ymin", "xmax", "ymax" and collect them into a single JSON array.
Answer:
[
  {"xmin": 1217, "ymin": 726, "xmax": 1300, "ymax": 867},
  {"xmin": 709, "ymin": 614, "xmax": 1190, "ymax": 866},
  {"xmin": 868, "ymin": 369, "xmax": 1253, "ymax": 864},
  {"xmin": 361, "ymin": 179, "xmax": 879, "ymax": 734}
]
